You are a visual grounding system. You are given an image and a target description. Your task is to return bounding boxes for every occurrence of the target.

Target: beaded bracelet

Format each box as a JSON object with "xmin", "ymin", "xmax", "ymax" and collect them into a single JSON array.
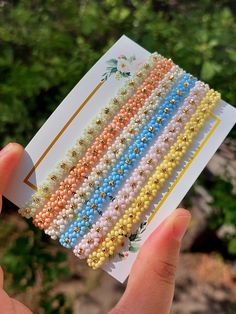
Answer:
[
  {"xmin": 33, "ymin": 58, "xmax": 174, "ymax": 229},
  {"xmin": 19, "ymin": 52, "xmax": 160, "ymax": 219},
  {"xmin": 60, "ymin": 73, "xmax": 196, "ymax": 248},
  {"xmin": 87, "ymin": 89, "xmax": 221, "ymax": 269},
  {"xmin": 45, "ymin": 65, "xmax": 184, "ymax": 240},
  {"xmin": 73, "ymin": 81, "xmax": 209, "ymax": 259}
]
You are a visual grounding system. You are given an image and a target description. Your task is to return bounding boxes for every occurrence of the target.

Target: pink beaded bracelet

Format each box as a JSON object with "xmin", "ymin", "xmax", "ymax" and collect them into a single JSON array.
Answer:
[{"xmin": 73, "ymin": 81, "xmax": 209, "ymax": 259}]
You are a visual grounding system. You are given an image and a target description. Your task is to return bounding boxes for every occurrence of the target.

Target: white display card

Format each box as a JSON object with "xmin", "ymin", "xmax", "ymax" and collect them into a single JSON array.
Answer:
[{"xmin": 4, "ymin": 35, "xmax": 236, "ymax": 283}]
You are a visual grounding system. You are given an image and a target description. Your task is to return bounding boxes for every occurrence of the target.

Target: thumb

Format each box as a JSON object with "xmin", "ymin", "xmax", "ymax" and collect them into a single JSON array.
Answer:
[
  {"xmin": 111, "ymin": 208, "xmax": 191, "ymax": 314},
  {"xmin": 0, "ymin": 143, "xmax": 24, "ymax": 210},
  {"xmin": 0, "ymin": 143, "xmax": 23, "ymax": 288}
]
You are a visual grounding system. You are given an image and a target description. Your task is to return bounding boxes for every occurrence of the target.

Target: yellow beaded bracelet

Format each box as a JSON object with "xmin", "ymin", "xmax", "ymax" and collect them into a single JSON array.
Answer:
[{"xmin": 87, "ymin": 89, "xmax": 221, "ymax": 269}]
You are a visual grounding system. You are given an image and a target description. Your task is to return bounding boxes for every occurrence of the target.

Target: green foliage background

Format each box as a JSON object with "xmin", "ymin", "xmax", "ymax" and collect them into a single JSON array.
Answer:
[
  {"xmin": 1, "ymin": 0, "xmax": 236, "ymax": 146},
  {"xmin": 0, "ymin": 0, "xmax": 235, "ymax": 313}
]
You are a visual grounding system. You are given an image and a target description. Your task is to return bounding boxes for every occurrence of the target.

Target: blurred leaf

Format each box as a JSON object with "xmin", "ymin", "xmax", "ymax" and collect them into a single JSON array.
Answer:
[{"xmin": 201, "ymin": 61, "xmax": 222, "ymax": 80}]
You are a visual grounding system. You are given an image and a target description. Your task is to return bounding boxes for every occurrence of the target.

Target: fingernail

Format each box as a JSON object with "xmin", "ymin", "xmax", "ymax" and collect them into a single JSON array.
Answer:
[
  {"xmin": 172, "ymin": 213, "xmax": 191, "ymax": 241},
  {"xmin": 0, "ymin": 143, "xmax": 14, "ymax": 157}
]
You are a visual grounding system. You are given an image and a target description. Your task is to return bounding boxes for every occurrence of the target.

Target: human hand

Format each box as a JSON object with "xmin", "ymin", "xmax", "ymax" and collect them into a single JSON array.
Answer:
[
  {"xmin": 109, "ymin": 207, "xmax": 191, "ymax": 313},
  {"xmin": 0, "ymin": 143, "xmax": 32, "ymax": 313},
  {"xmin": 0, "ymin": 143, "xmax": 191, "ymax": 314}
]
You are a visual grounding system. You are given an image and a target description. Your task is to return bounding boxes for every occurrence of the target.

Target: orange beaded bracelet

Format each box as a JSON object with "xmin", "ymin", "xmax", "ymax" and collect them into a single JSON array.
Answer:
[{"xmin": 33, "ymin": 58, "xmax": 174, "ymax": 229}]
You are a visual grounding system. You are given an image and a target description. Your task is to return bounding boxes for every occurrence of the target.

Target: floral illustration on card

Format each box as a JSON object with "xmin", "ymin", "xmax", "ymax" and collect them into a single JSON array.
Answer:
[
  {"xmin": 118, "ymin": 252, "xmax": 129, "ymax": 259},
  {"xmin": 118, "ymin": 221, "xmax": 147, "ymax": 260},
  {"xmin": 101, "ymin": 55, "xmax": 137, "ymax": 81},
  {"xmin": 128, "ymin": 221, "xmax": 147, "ymax": 252}
]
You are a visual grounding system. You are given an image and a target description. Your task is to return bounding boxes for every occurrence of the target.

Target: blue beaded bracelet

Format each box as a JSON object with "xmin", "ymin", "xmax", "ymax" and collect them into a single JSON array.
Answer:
[{"xmin": 60, "ymin": 73, "xmax": 196, "ymax": 248}]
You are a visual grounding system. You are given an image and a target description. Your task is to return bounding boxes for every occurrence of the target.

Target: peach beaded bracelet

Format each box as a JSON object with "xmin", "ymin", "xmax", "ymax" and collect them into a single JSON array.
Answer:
[{"xmin": 33, "ymin": 57, "xmax": 174, "ymax": 229}]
